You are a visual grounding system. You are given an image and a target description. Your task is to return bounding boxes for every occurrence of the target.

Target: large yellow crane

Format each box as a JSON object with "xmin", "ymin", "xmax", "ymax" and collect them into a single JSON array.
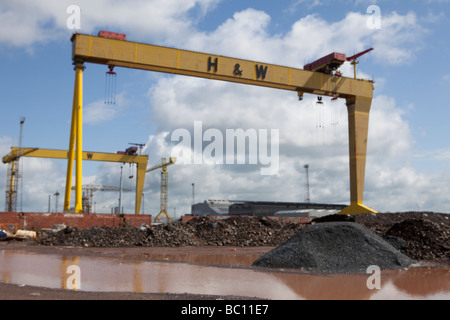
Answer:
[
  {"xmin": 67, "ymin": 31, "xmax": 377, "ymax": 215},
  {"xmin": 2, "ymin": 147, "xmax": 148, "ymax": 214},
  {"xmin": 146, "ymin": 157, "xmax": 176, "ymax": 222}
]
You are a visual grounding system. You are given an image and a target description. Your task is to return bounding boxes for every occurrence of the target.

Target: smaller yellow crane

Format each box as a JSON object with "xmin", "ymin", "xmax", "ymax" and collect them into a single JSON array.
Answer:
[{"xmin": 146, "ymin": 157, "xmax": 176, "ymax": 222}]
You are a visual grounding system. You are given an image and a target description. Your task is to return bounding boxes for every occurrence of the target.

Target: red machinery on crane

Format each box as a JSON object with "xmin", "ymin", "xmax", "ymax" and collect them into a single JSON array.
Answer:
[
  {"xmin": 117, "ymin": 146, "xmax": 138, "ymax": 156},
  {"xmin": 304, "ymin": 52, "xmax": 347, "ymax": 74},
  {"xmin": 304, "ymin": 48, "xmax": 374, "ymax": 79},
  {"xmin": 98, "ymin": 30, "xmax": 126, "ymax": 40}
]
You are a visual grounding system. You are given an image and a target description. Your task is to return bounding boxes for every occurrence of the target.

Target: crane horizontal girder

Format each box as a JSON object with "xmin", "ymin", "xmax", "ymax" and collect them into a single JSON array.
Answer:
[
  {"xmin": 3, "ymin": 147, "xmax": 148, "ymax": 165},
  {"xmin": 71, "ymin": 33, "xmax": 373, "ymax": 100},
  {"xmin": 146, "ymin": 157, "xmax": 176, "ymax": 172}
]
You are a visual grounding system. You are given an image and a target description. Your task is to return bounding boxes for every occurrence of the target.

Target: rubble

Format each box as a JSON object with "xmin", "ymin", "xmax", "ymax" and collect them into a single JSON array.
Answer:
[
  {"xmin": 37, "ymin": 216, "xmax": 304, "ymax": 248},
  {"xmin": 384, "ymin": 219, "xmax": 449, "ymax": 260},
  {"xmin": 35, "ymin": 212, "xmax": 449, "ymax": 263}
]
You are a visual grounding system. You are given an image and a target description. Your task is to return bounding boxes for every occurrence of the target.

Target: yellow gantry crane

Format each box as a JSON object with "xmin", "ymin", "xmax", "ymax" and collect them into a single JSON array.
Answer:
[
  {"xmin": 67, "ymin": 31, "xmax": 377, "ymax": 215},
  {"xmin": 2, "ymin": 147, "xmax": 148, "ymax": 214},
  {"xmin": 146, "ymin": 157, "xmax": 176, "ymax": 222}
]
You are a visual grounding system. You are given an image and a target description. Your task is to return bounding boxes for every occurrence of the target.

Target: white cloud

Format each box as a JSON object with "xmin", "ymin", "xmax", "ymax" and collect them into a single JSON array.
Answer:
[
  {"xmin": 0, "ymin": 4, "xmax": 58, "ymax": 51},
  {"xmin": 368, "ymin": 95, "xmax": 413, "ymax": 159},
  {"xmin": 84, "ymin": 100, "xmax": 117, "ymax": 125},
  {"xmin": 84, "ymin": 92, "xmax": 128, "ymax": 124},
  {"xmin": 0, "ymin": 0, "xmax": 220, "ymax": 48},
  {"xmin": 182, "ymin": 8, "xmax": 426, "ymax": 72},
  {"xmin": 371, "ymin": 11, "xmax": 426, "ymax": 64},
  {"xmin": 288, "ymin": 0, "xmax": 324, "ymax": 12}
]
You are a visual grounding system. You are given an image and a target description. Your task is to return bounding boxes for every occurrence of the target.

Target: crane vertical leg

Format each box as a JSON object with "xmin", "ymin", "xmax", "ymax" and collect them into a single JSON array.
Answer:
[
  {"xmin": 75, "ymin": 63, "xmax": 84, "ymax": 214},
  {"xmin": 135, "ymin": 162, "xmax": 146, "ymax": 215},
  {"xmin": 5, "ymin": 161, "xmax": 16, "ymax": 212},
  {"xmin": 64, "ymin": 67, "xmax": 78, "ymax": 212},
  {"xmin": 339, "ymin": 96, "xmax": 377, "ymax": 215},
  {"xmin": 64, "ymin": 62, "xmax": 85, "ymax": 213}
]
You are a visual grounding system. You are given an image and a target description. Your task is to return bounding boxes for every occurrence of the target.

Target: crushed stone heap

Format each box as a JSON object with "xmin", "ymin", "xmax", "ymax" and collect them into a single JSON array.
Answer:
[
  {"xmin": 37, "ymin": 216, "xmax": 303, "ymax": 247},
  {"xmin": 252, "ymin": 222, "xmax": 416, "ymax": 273}
]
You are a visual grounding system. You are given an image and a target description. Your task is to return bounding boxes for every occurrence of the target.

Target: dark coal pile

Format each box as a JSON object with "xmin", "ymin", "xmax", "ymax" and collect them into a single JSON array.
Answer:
[
  {"xmin": 313, "ymin": 211, "xmax": 450, "ymax": 261},
  {"xmin": 385, "ymin": 219, "xmax": 449, "ymax": 260},
  {"xmin": 37, "ymin": 216, "xmax": 304, "ymax": 248},
  {"xmin": 252, "ymin": 222, "xmax": 416, "ymax": 273}
]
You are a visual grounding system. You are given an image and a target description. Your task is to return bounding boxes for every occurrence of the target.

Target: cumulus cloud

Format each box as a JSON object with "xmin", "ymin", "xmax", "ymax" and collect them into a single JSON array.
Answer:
[
  {"xmin": 84, "ymin": 92, "xmax": 129, "ymax": 124},
  {"xmin": 180, "ymin": 8, "xmax": 426, "ymax": 77},
  {"xmin": 0, "ymin": 1, "xmax": 63, "ymax": 49},
  {"xmin": 0, "ymin": 0, "xmax": 220, "ymax": 48}
]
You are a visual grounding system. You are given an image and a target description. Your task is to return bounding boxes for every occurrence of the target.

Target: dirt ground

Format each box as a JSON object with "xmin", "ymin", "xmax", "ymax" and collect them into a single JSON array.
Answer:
[
  {"xmin": 0, "ymin": 281, "xmax": 252, "ymax": 300},
  {"xmin": 0, "ymin": 211, "xmax": 449, "ymax": 300}
]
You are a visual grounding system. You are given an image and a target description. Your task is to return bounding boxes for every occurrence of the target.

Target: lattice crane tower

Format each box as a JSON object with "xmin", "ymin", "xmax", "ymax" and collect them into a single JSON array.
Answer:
[{"xmin": 146, "ymin": 157, "xmax": 177, "ymax": 222}]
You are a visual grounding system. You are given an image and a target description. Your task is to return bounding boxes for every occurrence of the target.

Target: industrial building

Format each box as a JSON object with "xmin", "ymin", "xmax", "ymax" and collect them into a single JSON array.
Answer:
[
  {"xmin": 192, "ymin": 200, "xmax": 346, "ymax": 218},
  {"xmin": 192, "ymin": 200, "xmax": 237, "ymax": 216}
]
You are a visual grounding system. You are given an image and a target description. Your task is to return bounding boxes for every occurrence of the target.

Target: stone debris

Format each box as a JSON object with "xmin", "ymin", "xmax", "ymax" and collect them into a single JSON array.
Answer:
[
  {"xmin": 384, "ymin": 219, "xmax": 450, "ymax": 260},
  {"xmin": 252, "ymin": 222, "xmax": 416, "ymax": 273},
  {"xmin": 37, "ymin": 216, "xmax": 304, "ymax": 248},
  {"xmin": 35, "ymin": 212, "xmax": 449, "ymax": 265}
]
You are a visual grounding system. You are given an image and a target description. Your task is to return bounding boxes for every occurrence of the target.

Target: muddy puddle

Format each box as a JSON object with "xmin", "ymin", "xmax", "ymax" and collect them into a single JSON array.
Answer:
[{"xmin": 0, "ymin": 249, "xmax": 449, "ymax": 300}]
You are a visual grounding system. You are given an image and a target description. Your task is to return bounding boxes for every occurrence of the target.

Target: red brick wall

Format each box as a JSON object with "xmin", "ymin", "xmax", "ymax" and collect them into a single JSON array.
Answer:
[
  {"xmin": 0, "ymin": 212, "xmax": 20, "ymax": 233},
  {"xmin": 0, "ymin": 212, "xmax": 152, "ymax": 231}
]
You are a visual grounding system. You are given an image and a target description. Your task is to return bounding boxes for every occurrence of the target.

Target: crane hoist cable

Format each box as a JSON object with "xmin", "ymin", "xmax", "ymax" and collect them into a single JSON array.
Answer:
[
  {"xmin": 105, "ymin": 65, "xmax": 116, "ymax": 104},
  {"xmin": 316, "ymin": 96, "xmax": 325, "ymax": 146}
]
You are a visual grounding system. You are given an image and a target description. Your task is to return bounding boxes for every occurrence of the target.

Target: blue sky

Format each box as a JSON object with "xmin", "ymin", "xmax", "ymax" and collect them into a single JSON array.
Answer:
[{"xmin": 1, "ymin": 0, "xmax": 450, "ymax": 215}]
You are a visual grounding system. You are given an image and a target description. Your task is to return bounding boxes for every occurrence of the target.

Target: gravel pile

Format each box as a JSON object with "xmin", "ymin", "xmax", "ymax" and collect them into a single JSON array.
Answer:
[
  {"xmin": 313, "ymin": 211, "xmax": 450, "ymax": 261},
  {"xmin": 38, "ymin": 216, "xmax": 304, "ymax": 248},
  {"xmin": 384, "ymin": 219, "xmax": 450, "ymax": 260},
  {"xmin": 36, "ymin": 212, "xmax": 449, "ymax": 265},
  {"xmin": 252, "ymin": 222, "xmax": 416, "ymax": 273}
]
